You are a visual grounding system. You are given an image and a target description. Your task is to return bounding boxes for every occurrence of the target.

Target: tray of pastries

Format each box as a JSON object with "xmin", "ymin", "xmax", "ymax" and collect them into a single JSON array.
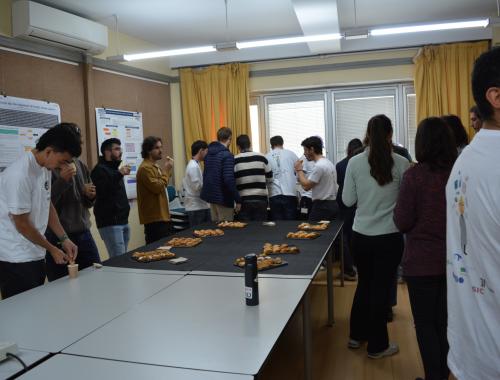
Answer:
[
  {"xmin": 132, "ymin": 249, "xmax": 176, "ymax": 263},
  {"xmin": 298, "ymin": 222, "xmax": 329, "ymax": 231},
  {"xmin": 262, "ymin": 243, "xmax": 300, "ymax": 255},
  {"xmin": 193, "ymin": 228, "xmax": 224, "ymax": 237},
  {"xmin": 217, "ymin": 221, "xmax": 248, "ymax": 228},
  {"xmin": 234, "ymin": 254, "xmax": 288, "ymax": 271},
  {"xmin": 167, "ymin": 237, "xmax": 203, "ymax": 247},
  {"xmin": 287, "ymin": 231, "xmax": 320, "ymax": 239}
]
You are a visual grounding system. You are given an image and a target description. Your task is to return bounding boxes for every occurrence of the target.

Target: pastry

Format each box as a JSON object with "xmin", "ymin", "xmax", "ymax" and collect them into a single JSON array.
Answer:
[
  {"xmin": 234, "ymin": 254, "xmax": 284, "ymax": 270},
  {"xmin": 193, "ymin": 229, "xmax": 224, "ymax": 237},
  {"xmin": 298, "ymin": 222, "xmax": 328, "ymax": 231},
  {"xmin": 217, "ymin": 221, "xmax": 247, "ymax": 228},
  {"xmin": 132, "ymin": 249, "xmax": 175, "ymax": 262},
  {"xmin": 287, "ymin": 231, "xmax": 320, "ymax": 239},
  {"xmin": 262, "ymin": 243, "xmax": 299, "ymax": 254},
  {"xmin": 167, "ymin": 237, "xmax": 203, "ymax": 247}
]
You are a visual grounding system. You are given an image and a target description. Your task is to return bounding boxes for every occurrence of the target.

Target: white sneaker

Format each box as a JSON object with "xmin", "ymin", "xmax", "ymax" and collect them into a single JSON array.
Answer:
[
  {"xmin": 347, "ymin": 339, "xmax": 362, "ymax": 349},
  {"xmin": 367, "ymin": 342, "xmax": 399, "ymax": 359}
]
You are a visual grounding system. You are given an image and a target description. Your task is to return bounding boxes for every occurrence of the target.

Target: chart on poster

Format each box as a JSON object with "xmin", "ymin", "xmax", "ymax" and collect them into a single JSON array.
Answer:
[
  {"xmin": 0, "ymin": 96, "xmax": 60, "ymax": 172},
  {"xmin": 95, "ymin": 108, "xmax": 144, "ymax": 199}
]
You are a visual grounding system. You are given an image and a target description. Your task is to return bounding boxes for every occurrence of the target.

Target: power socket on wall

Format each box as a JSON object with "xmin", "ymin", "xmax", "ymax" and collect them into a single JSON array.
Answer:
[{"xmin": 0, "ymin": 342, "xmax": 18, "ymax": 361}]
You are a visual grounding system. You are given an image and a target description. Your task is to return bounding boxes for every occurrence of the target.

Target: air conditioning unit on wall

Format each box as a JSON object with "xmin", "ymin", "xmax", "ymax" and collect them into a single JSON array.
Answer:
[{"xmin": 12, "ymin": 0, "xmax": 108, "ymax": 54}]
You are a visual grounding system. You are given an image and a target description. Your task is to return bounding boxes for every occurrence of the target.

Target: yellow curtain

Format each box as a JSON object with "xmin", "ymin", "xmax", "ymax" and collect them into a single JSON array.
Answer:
[
  {"xmin": 179, "ymin": 63, "xmax": 251, "ymax": 160},
  {"xmin": 414, "ymin": 41, "xmax": 489, "ymax": 139}
]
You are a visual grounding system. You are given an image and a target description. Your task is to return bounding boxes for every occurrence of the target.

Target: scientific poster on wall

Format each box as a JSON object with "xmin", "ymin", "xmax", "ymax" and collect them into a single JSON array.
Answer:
[
  {"xmin": 95, "ymin": 108, "xmax": 144, "ymax": 199},
  {"xmin": 0, "ymin": 96, "xmax": 61, "ymax": 172}
]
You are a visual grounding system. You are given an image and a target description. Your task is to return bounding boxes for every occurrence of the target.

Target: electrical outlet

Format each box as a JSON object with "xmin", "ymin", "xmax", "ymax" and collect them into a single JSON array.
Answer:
[{"xmin": 0, "ymin": 342, "xmax": 18, "ymax": 361}]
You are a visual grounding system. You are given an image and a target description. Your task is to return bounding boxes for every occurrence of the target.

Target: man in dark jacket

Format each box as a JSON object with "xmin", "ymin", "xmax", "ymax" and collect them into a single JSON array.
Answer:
[
  {"xmin": 201, "ymin": 127, "xmax": 241, "ymax": 222},
  {"xmin": 91, "ymin": 138, "xmax": 131, "ymax": 258}
]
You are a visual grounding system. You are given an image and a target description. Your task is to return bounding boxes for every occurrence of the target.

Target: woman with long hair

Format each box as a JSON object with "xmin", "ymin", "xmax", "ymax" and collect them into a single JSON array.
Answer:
[
  {"xmin": 342, "ymin": 114, "xmax": 410, "ymax": 358},
  {"xmin": 442, "ymin": 114, "xmax": 468, "ymax": 154},
  {"xmin": 394, "ymin": 117, "xmax": 457, "ymax": 380}
]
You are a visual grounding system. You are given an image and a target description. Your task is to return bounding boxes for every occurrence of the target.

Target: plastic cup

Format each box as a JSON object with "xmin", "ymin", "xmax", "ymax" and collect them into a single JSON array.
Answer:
[{"xmin": 68, "ymin": 263, "xmax": 79, "ymax": 278}]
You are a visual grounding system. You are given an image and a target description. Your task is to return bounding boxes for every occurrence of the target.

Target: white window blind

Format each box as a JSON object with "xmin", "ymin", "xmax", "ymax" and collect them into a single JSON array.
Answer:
[
  {"xmin": 406, "ymin": 93, "xmax": 417, "ymax": 159},
  {"xmin": 334, "ymin": 94, "xmax": 396, "ymax": 161},
  {"xmin": 267, "ymin": 99, "xmax": 326, "ymax": 158}
]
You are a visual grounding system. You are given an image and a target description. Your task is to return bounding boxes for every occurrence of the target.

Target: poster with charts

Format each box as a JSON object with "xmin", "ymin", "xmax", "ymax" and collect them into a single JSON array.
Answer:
[
  {"xmin": 0, "ymin": 96, "xmax": 61, "ymax": 172},
  {"xmin": 95, "ymin": 108, "xmax": 143, "ymax": 199}
]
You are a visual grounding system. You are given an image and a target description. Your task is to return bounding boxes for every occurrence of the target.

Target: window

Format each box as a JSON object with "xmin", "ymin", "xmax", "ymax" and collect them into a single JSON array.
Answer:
[
  {"xmin": 333, "ymin": 88, "xmax": 397, "ymax": 161},
  {"xmin": 404, "ymin": 87, "xmax": 417, "ymax": 159},
  {"xmin": 258, "ymin": 83, "xmax": 415, "ymax": 163},
  {"xmin": 265, "ymin": 93, "xmax": 326, "ymax": 158}
]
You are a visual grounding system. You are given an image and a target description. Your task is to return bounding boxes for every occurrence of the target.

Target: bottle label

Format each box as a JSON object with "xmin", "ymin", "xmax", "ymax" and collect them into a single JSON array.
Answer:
[{"xmin": 245, "ymin": 286, "xmax": 253, "ymax": 299}]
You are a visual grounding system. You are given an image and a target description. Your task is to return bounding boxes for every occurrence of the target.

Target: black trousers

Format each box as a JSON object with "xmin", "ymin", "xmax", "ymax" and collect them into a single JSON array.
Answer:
[
  {"xmin": 308, "ymin": 199, "xmax": 339, "ymax": 222},
  {"xmin": 339, "ymin": 206, "xmax": 356, "ymax": 274},
  {"xmin": 349, "ymin": 231, "xmax": 403, "ymax": 353},
  {"xmin": 45, "ymin": 230, "xmax": 101, "ymax": 282},
  {"xmin": 144, "ymin": 221, "xmax": 173, "ymax": 245},
  {"xmin": 0, "ymin": 259, "xmax": 46, "ymax": 299},
  {"xmin": 238, "ymin": 201, "xmax": 268, "ymax": 222},
  {"xmin": 299, "ymin": 196, "xmax": 313, "ymax": 220},
  {"xmin": 406, "ymin": 275, "xmax": 449, "ymax": 380}
]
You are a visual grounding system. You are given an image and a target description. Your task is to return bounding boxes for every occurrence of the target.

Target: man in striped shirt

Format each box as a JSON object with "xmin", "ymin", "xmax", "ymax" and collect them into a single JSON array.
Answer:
[{"xmin": 234, "ymin": 135, "xmax": 273, "ymax": 221}]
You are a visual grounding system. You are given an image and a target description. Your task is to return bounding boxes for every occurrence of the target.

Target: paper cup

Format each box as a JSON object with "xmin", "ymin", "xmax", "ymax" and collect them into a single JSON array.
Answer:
[{"xmin": 68, "ymin": 263, "xmax": 79, "ymax": 278}]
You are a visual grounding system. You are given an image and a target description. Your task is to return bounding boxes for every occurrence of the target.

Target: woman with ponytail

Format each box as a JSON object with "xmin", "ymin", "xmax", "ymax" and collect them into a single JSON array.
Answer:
[{"xmin": 342, "ymin": 114, "xmax": 410, "ymax": 359}]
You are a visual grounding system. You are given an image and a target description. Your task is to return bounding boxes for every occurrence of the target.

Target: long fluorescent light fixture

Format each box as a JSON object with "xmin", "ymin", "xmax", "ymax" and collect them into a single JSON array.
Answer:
[
  {"xmin": 370, "ymin": 19, "xmax": 489, "ymax": 36},
  {"xmin": 236, "ymin": 33, "xmax": 342, "ymax": 49},
  {"xmin": 123, "ymin": 45, "xmax": 216, "ymax": 61}
]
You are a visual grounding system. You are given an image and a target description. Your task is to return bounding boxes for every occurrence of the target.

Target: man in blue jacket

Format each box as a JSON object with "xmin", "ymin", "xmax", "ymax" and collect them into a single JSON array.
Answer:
[{"xmin": 201, "ymin": 127, "xmax": 241, "ymax": 222}]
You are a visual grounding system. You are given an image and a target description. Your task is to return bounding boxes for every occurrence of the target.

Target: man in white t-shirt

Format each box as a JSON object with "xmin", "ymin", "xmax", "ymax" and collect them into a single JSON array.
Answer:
[
  {"xmin": 265, "ymin": 136, "xmax": 299, "ymax": 220},
  {"xmin": 0, "ymin": 123, "xmax": 80, "ymax": 299},
  {"xmin": 294, "ymin": 136, "xmax": 338, "ymax": 221},
  {"xmin": 446, "ymin": 47, "xmax": 500, "ymax": 380},
  {"xmin": 182, "ymin": 140, "xmax": 210, "ymax": 227}
]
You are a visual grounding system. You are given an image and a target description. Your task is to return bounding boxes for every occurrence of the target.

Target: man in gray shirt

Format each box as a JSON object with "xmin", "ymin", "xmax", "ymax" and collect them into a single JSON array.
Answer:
[{"xmin": 45, "ymin": 158, "xmax": 101, "ymax": 281}]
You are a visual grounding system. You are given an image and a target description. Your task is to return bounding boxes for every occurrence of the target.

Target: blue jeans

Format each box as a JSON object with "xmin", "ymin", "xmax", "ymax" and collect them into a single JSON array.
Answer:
[
  {"xmin": 269, "ymin": 195, "xmax": 297, "ymax": 220},
  {"xmin": 187, "ymin": 209, "xmax": 211, "ymax": 227},
  {"xmin": 98, "ymin": 224, "xmax": 130, "ymax": 258}
]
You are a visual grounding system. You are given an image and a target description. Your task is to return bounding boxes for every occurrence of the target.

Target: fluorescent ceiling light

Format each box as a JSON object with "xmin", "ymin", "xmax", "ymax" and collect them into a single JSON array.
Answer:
[
  {"xmin": 123, "ymin": 45, "xmax": 216, "ymax": 61},
  {"xmin": 370, "ymin": 19, "xmax": 489, "ymax": 36},
  {"xmin": 236, "ymin": 33, "xmax": 342, "ymax": 49}
]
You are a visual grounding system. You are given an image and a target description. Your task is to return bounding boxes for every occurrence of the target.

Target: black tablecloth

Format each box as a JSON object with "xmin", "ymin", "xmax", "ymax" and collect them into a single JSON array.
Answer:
[{"xmin": 104, "ymin": 220, "xmax": 343, "ymax": 276}]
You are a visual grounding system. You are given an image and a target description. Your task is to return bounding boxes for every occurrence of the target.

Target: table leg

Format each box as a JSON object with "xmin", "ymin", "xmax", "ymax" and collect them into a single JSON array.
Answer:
[
  {"xmin": 302, "ymin": 289, "xmax": 312, "ymax": 380},
  {"xmin": 326, "ymin": 246, "xmax": 334, "ymax": 326},
  {"xmin": 340, "ymin": 227, "xmax": 345, "ymax": 287}
]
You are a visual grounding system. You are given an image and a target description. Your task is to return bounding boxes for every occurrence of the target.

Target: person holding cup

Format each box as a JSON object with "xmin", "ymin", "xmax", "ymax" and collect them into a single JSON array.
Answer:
[{"xmin": 45, "ymin": 157, "xmax": 101, "ymax": 281}]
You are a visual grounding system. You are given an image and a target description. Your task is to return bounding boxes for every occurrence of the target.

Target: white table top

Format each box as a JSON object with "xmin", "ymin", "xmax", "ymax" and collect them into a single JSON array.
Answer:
[
  {"xmin": 65, "ymin": 275, "xmax": 309, "ymax": 375},
  {"xmin": 18, "ymin": 354, "xmax": 252, "ymax": 380},
  {"xmin": 0, "ymin": 269, "xmax": 182, "ymax": 353},
  {"xmin": 0, "ymin": 349, "xmax": 48, "ymax": 379},
  {"xmin": 100, "ymin": 266, "xmax": 189, "ymax": 276}
]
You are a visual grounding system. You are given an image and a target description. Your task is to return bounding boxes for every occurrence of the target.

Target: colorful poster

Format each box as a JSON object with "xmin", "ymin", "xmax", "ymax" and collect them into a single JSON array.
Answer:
[
  {"xmin": 0, "ymin": 96, "xmax": 61, "ymax": 172},
  {"xmin": 95, "ymin": 108, "xmax": 144, "ymax": 199}
]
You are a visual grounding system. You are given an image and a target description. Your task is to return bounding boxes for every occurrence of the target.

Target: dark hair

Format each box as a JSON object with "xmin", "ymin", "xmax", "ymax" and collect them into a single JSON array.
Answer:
[
  {"xmin": 36, "ymin": 122, "xmax": 82, "ymax": 157},
  {"xmin": 416, "ymin": 117, "xmax": 457, "ymax": 171},
  {"xmin": 100, "ymin": 138, "xmax": 121, "ymax": 155},
  {"xmin": 347, "ymin": 138, "xmax": 363, "ymax": 158},
  {"xmin": 217, "ymin": 127, "xmax": 232, "ymax": 142},
  {"xmin": 236, "ymin": 134, "xmax": 251, "ymax": 150},
  {"xmin": 141, "ymin": 136, "xmax": 161, "ymax": 159},
  {"xmin": 469, "ymin": 105, "xmax": 482, "ymax": 120},
  {"xmin": 191, "ymin": 140, "xmax": 208, "ymax": 157},
  {"xmin": 270, "ymin": 135, "xmax": 284, "ymax": 148},
  {"xmin": 472, "ymin": 47, "xmax": 500, "ymax": 122},
  {"xmin": 366, "ymin": 114, "xmax": 394, "ymax": 186},
  {"xmin": 301, "ymin": 136, "xmax": 323, "ymax": 155},
  {"xmin": 442, "ymin": 115, "xmax": 468, "ymax": 148}
]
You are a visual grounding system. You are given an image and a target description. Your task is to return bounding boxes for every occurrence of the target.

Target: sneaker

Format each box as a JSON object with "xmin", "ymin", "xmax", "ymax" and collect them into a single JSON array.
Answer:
[
  {"xmin": 344, "ymin": 271, "xmax": 357, "ymax": 281},
  {"xmin": 367, "ymin": 342, "xmax": 399, "ymax": 359},
  {"xmin": 347, "ymin": 339, "xmax": 362, "ymax": 349}
]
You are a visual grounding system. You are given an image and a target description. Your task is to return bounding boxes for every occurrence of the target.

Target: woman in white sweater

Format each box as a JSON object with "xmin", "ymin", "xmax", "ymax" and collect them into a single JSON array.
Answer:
[{"xmin": 342, "ymin": 114, "xmax": 410, "ymax": 359}]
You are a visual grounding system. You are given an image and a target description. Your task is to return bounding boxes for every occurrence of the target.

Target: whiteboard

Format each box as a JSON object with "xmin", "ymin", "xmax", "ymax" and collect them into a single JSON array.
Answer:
[
  {"xmin": 0, "ymin": 96, "xmax": 61, "ymax": 172},
  {"xmin": 95, "ymin": 108, "xmax": 144, "ymax": 199}
]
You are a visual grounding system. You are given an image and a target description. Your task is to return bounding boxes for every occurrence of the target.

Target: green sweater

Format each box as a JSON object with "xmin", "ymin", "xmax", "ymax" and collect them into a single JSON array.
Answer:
[{"xmin": 342, "ymin": 150, "xmax": 409, "ymax": 236}]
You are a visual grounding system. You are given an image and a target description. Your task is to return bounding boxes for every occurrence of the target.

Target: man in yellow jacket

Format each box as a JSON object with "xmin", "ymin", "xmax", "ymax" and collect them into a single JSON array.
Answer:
[{"xmin": 136, "ymin": 136, "xmax": 174, "ymax": 244}]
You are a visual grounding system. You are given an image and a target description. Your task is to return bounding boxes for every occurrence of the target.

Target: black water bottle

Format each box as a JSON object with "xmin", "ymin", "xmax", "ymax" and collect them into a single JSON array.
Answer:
[{"xmin": 245, "ymin": 254, "xmax": 259, "ymax": 306}]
